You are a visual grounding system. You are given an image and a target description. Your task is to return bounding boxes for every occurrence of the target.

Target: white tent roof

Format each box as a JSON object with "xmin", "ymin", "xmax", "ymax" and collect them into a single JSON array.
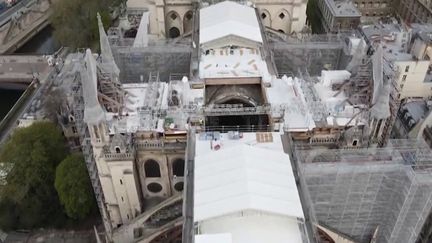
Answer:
[
  {"xmin": 199, "ymin": 1, "xmax": 263, "ymax": 46},
  {"xmin": 194, "ymin": 133, "xmax": 304, "ymax": 222}
]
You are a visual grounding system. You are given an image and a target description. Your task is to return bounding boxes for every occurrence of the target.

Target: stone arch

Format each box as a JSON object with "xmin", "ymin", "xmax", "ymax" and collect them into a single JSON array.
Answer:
[
  {"xmin": 183, "ymin": 11, "xmax": 193, "ymax": 35},
  {"xmin": 259, "ymin": 9, "xmax": 271, "ymax": 28},
  {"xmin": 144, "ymin": 159, "xmax": 161, "ymax": 177},
  {"xmin": 172, "ymin": 158, "xmax": 185, "ymax": 177},
  {"xmin": 166, "ymin": 11, "xmax": 182, "ymax": 38},
  {"xmin": 216, "ymin": 95, "xmax": 257, "ymax": 107},
  {"xmin": 272, "ymin": 9, "xmax": 291, "ymax": 34}
]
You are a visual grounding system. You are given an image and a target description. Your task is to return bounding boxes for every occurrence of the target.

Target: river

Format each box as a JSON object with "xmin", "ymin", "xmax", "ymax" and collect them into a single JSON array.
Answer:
[{"xmin": 0, "ymin": 25, "xmax": 59, "ymax": 121}]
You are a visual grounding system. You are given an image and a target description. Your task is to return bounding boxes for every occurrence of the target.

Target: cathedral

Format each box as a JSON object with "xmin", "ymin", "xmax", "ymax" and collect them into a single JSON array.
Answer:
[{"xmin": 56, "ymin": 0, "xmax": 414, "ymax": 242}]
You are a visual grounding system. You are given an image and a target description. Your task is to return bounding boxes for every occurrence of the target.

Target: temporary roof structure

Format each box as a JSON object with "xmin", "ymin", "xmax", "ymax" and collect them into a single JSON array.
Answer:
[
  {"xmin": 194, "ymin": 133, "xmax": 304, "ymax": 222},
  {"xmin": 199, "ymin": 1, "xmax": 263, "ymax": 48}
]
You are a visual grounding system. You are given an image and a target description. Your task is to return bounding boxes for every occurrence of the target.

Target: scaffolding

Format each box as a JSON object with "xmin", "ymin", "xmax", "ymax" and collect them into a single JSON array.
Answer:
[
  {"xmin": 268, "ymin": 33, "xmax": 348, "ymax": 76},
  {"xmin": 294, "ymin": 139, "xmax": 432, "ymax": 243},
  {"xmin": 70, "ymin": 54, "xmax": 113, "ymax": 240},
  {"xmin": 111, "ymin": 45, "xmax": 192, "ymax": 83}
]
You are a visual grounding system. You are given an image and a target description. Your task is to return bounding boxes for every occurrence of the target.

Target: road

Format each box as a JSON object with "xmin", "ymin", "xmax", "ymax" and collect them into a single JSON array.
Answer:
[
  {"xmin": 0, "ymin": 48, "xmax": 67, "ymax": 144},
  {"xmin": 0, "ymin": 0, "xmax": 32, "ymax": 26},
  {"xmin": 0, "ymin": 67, "xmax": 53, "ymax": 144},
  {"xmin": 0, "ymin": 55, "xmax": 48, "ymax": 71}
]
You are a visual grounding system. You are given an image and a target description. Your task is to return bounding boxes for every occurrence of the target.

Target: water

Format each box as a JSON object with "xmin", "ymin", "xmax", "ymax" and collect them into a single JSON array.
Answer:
[
  {"xmin": 0, "ymin": 89, "xmax": 23, "ymax": 120},
  {"xmin": 0, "ymin": 25, "xmax": 57, "ymax": 121},
  {"xmin": 15, "ymin": 25, "xmax": 60, "ymax": 54}
]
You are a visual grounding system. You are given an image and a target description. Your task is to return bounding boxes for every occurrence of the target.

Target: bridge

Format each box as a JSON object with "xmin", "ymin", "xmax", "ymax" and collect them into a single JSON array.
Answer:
[
  {"xmin": 0, "ymin": 55, "xmax": 49, "ymax": 89},
  {"xmin": 0, "ymin": 0, "xmax": 53, "ymax": 54},
  {"xmin": 0, "ymin": 48, "xmax": 66, "ymax": 145}
]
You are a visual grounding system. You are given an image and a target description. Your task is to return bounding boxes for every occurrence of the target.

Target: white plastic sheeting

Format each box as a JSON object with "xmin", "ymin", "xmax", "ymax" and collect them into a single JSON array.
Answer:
[
  {"xmin": 97, "ymin": 13, "xmax": 120, "ymax": 77},
  {"xmin": 133, "ymin": 12, "xmax": 149, "ymax": 48},
  {"xmin": 370, "ymin": 45, "xmax": 391, "ymax": 119},
  {"xmin": 194, "ymin": 133, "xmax": 304, "ymax": 222},
  {"xmin": 82, "ymin": 49, "xmax": 105, "ymax": 125},
  {"xmin": 199, "ymin": 1, "xmax": 263, "ymax": 46}
]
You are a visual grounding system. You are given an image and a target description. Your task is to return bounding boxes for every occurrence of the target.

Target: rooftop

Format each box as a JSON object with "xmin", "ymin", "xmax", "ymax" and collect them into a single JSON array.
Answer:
[
  {"xmin": 199, "ymin": 1, "xmax": 263, "ymax": 47},
  {"xmin": 194, "ymin": 132, "xmax": 305, "ymax": 243},
  {"xmin": 199, "ymin": 47, "xmax": 269, "ymax": 79},
  {"xmin": 106, "ymin": 81, "xmax": 204, "ymax": 134},
  {"xmin": 326, "ymin": 0, "xmax": 361, "ymax": 17},
  {"xmin": 362, "ymin": 23, "xmax": 414, "ymax": 61}
]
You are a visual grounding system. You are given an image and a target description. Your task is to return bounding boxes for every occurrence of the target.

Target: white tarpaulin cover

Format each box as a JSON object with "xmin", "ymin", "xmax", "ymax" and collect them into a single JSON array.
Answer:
[
  {"xmin": 194, "ymin": 133, "xmax": 304, "ymax": 222},
  {"xmin": 199, "ymin": 1, "xmax": 263, "ymax": 45}
]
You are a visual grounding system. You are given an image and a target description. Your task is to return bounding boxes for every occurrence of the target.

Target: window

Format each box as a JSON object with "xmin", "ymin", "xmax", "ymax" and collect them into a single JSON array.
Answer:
[
  {"xmin": 185, "ymin": 12, "xmax": 192, "ymax": 20},
  {"xmin": 93, "ymin": 125, "xmax": 100, "ymax": 139},
  {"xmin": 144, "ymin": 160, "xmax": 161, "ymax": 177},
  {"xmin": 261, "ymin": 12, "xmax": 267, "ymax": 19},
  {"xmin": 279, "ymin": 12, "xmax": 285, "ymax": 19},
  {"xmin": 174, "ymin": 182, "xmax": 184, "ymax": 191},
  {"xmin": 405, "ymin": 65, "xmax": 410, "ymax": 72},
  {"xmin": 352, "ymin": 140, "xmax": 358, "ymax": 146},
  {"xmin": 147, "ymin": 182, "xmax": 163, "ymax": 193},
  {"xmin": 120, "ymin": 179, "xmax": 123, "ymax": 185},
  {"xmin": 170, "ymin": 13, "xmax": 177, "ymax": 20},
  {"xmin": 121, "ymin": 196, "xmax": 124, "ymax": 202},
  {"xmin": 402, "ymin": 75, "xmax": 407, "ymax": 81},
  {"xmin": 172, "ymin": 159, "xmax": 185, "ymax": 177},
  {"xmin": 115, "ymin": 147, "xmax": 121, "ymax": 154}
]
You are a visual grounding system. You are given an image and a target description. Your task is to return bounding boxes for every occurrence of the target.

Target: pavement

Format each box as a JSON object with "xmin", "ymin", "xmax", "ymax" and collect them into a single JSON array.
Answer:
[{"xmin": 0, "ymin": 0, "xmax": 33, "ymax": 26}]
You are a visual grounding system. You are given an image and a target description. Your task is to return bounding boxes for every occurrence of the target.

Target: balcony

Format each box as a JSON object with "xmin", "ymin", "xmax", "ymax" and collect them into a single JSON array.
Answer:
[
  {"xmin": 103, "ymin": 151, "xmax": 135, "ymax": 161},
  {"xmin": 135, "ymin": 140, "xmax": 186, "ymax": 150}
]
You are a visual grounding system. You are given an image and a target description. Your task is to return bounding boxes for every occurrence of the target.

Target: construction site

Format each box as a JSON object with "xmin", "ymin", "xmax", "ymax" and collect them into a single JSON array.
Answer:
[
  {"xmin": 48, "ymin": 1, "xmax": 432, "ymax": 243},
  {"xmin": 292, "ymin": 138, "xmax": 432, "ymax": 243}
]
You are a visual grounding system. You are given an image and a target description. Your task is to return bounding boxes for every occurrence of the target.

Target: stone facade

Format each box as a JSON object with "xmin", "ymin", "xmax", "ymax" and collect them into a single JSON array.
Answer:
[{"xmin": 127, "ymin": 0, "xmax": 308, "ymax": 38}]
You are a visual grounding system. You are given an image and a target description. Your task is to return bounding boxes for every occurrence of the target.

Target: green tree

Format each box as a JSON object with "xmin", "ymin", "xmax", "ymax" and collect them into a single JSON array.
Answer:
[
  {"xmin": 55, "ymin": 154, "xmax": 96, "ymax": 220},
  {"xmin": 50, "ymin": 0, "xmax": 115, "ymax": 49},
  {"xmin": 0, "ymin": 121, "xmax": 68, "ymax": 229}
]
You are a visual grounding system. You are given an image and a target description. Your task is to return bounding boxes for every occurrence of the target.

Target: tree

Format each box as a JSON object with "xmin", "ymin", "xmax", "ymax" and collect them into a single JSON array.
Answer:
[
  {"xmin": 50, "ymin": 0, "xmax": 114, "ymax": 49},
  {"xmin": 0, "ymin": 121, "xmax": 68, "ymax": 229},
  {"xmin": 55, "ymin": 154, "xmax": 96, "ymax": 220}
]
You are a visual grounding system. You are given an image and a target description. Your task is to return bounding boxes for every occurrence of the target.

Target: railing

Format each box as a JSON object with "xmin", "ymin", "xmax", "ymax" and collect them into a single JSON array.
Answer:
[
  {"xmin": 203, "ymin": 104, "xmax": 271, "ymax": 116},
  {"xmin": 135, "ymin": 140, "xmax": 186, "ymax": 150},
  {"xmin": 203, "ymin": 124, "xmax": 273, "ymax": 133},
  {"xmin": 103, "ymin": 152, "xmax": 135, "ymax": 161}
]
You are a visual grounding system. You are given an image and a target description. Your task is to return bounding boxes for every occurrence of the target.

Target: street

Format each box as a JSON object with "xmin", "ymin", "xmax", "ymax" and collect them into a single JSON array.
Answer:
[{"xmin": 0, "ymin": 0, "xmax": 32, "ymax": 26}]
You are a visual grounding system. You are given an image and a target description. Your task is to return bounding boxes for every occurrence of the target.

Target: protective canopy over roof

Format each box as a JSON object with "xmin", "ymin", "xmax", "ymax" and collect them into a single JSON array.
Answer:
[
  {"xmin": 199, "ymin": 1, "xmax": 263, "ymax": 47},
  {"xmin": 82, "ymin": 49, "xmax": 105, "ymax": 125},
  {"xmin": 194, "ymin": 133, "xmax": 304, "ymax": 222},
  {"xmin": 133, "ymin": 12, "xmax": 149, "ymax": 48},
  {"xmin": 98, "ymin": 13, "xmax": 120, "ymax": 77},
  {"xmin": 371, "ymin": 45, "xmax": 391, "ymax": 119}
]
